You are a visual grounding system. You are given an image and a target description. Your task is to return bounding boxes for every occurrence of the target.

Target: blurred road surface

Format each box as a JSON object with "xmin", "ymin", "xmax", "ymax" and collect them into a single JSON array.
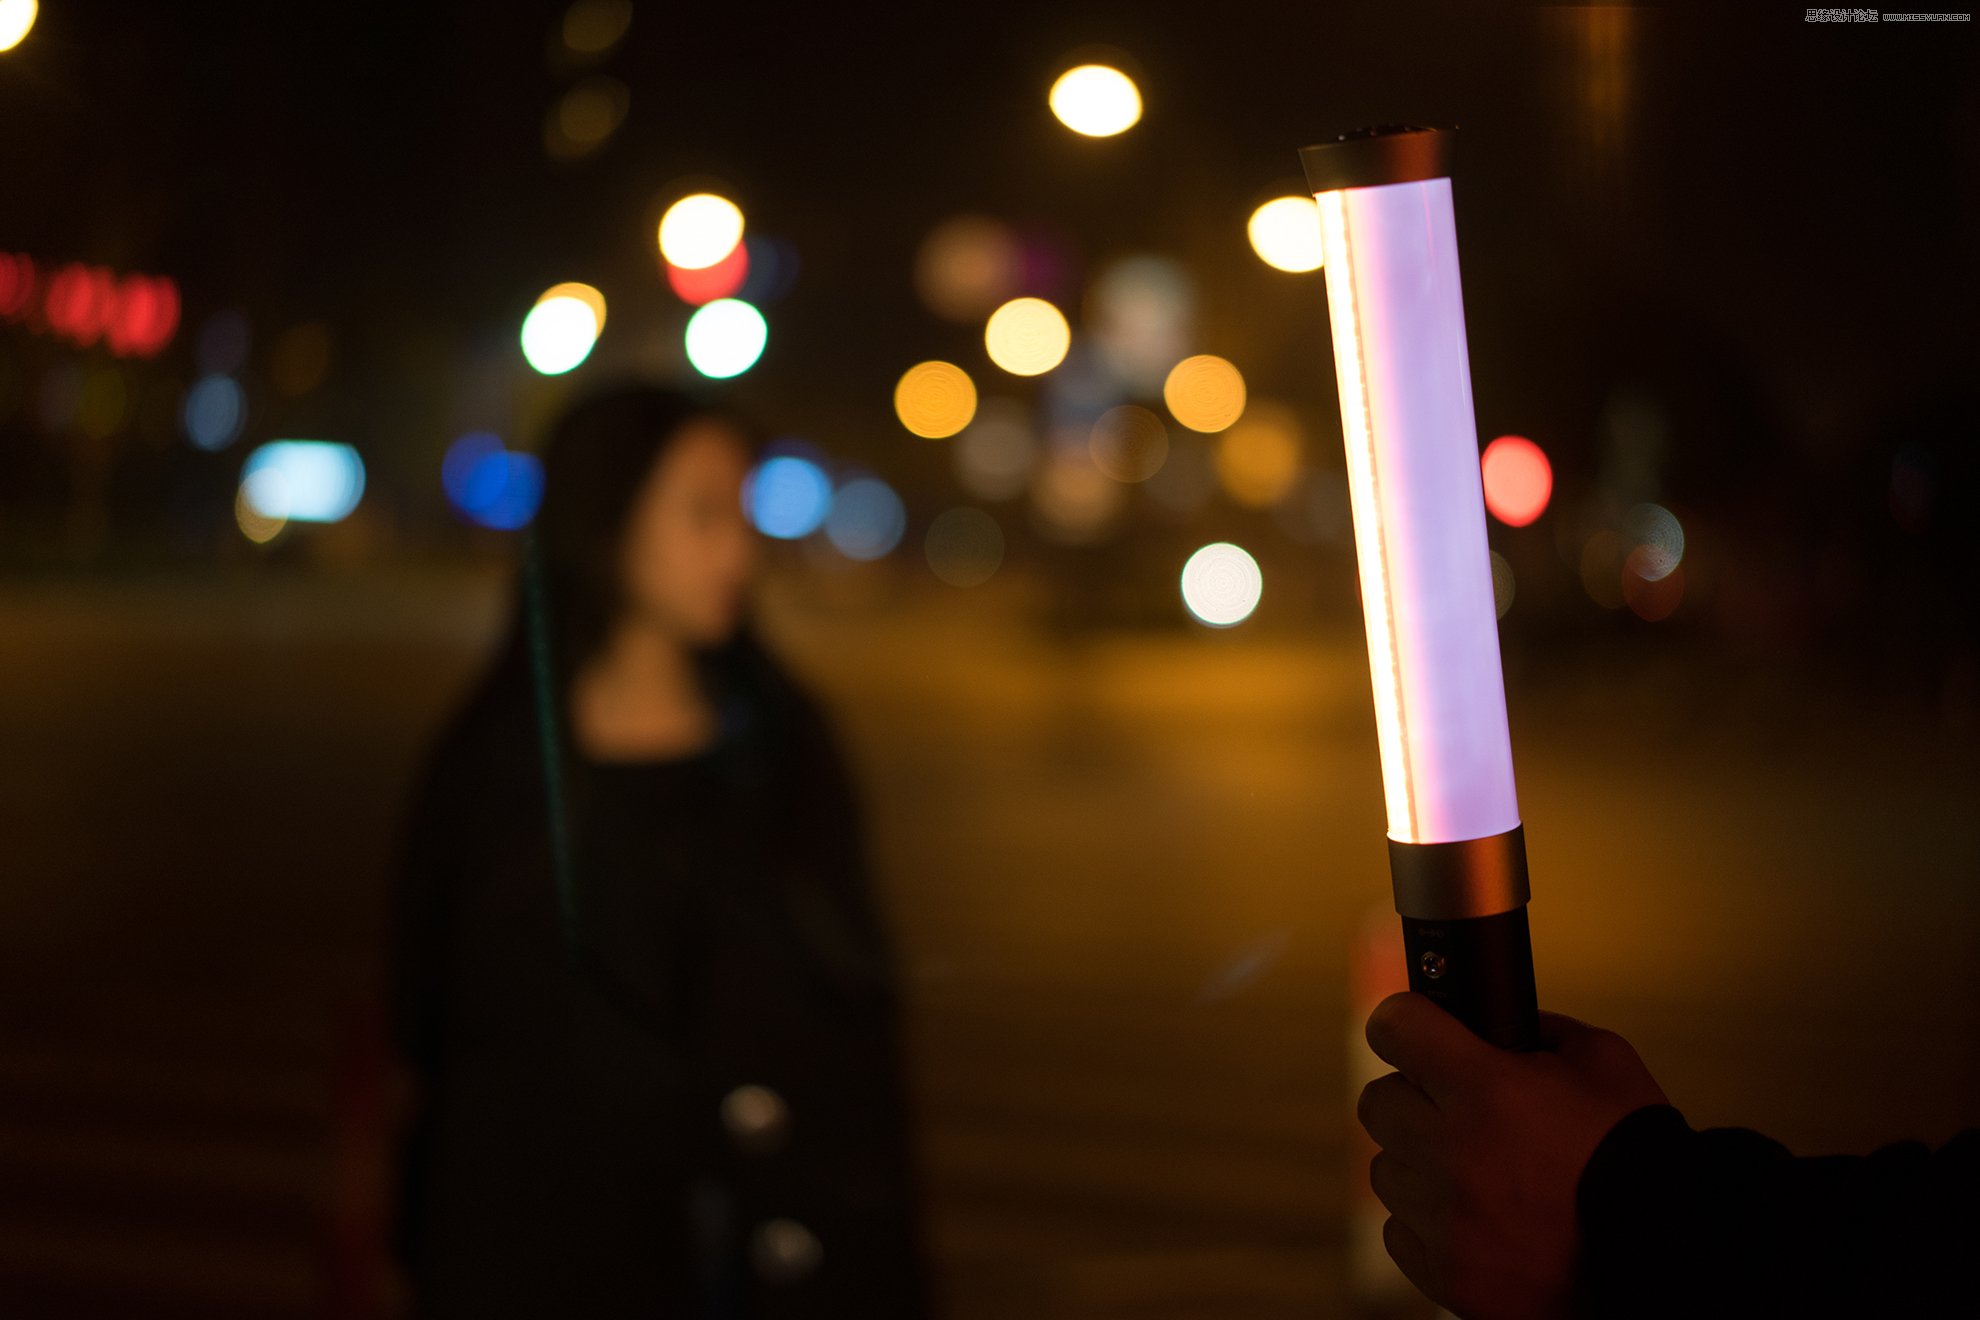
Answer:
[{"xmin": 0, "ymin": 565, "xmax": 1973, "ymax": 1317}]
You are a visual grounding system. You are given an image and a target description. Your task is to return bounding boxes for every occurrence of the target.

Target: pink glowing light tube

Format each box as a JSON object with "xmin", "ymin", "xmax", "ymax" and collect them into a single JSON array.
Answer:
[{"xmin": 1301, "ymin": 126, "xmax": 1539, "ymax": 1049}]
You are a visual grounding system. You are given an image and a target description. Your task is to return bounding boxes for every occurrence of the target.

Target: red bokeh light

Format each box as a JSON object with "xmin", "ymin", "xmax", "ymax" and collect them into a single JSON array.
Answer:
[
  {"xmin": 45, "ymin": 264, "xmax": 120, "ymax": 346},
  {"xmin": 0, "ymin": 253, "xmax": 38, "ymax": 319},
  {"xmin": 1623, "ymin": 555, "xmax": 1684, "ymax": 621},
  {"xmin": 1481, "ymin": 434, "xmax": 1553, "ymax": 527},
  {"xmin": 107, "ymin": 275, "xmax": 182, "ymax": 357},
  {"xmin": 666, "ymin": 241, "xmax": 749, "ymax": 305},
  {"xmin": 4, "ymin": 255, "xmax": 180, "ymax": 353}
]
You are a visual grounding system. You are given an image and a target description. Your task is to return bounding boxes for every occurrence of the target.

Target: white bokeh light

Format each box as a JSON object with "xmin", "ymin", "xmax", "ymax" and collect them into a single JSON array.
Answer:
[
  {"xmin": 685, "ymin": 298, "xmax": 767, "ymax": 378},
  {"xmin": 659, "ymin": 193, "xmax": 745, "ymax": 270},
  {"xmin": 1048, "ymin": 64, "xmax": 1142, "ymax": 137},
  {"xmin": 519, "ymin": 286, "xmax": 604, "ymax": 375},
  {"xmin": 1180, "ymin": 542, "xmax": 1263, "ymax": 627}
]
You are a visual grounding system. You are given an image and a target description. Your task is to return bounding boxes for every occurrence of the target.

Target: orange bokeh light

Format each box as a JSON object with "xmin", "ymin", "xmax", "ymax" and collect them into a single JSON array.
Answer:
[
  {"xmin": 1623, "ymin": 553, "xmax": 1684, "ymax": 621},
  {"xmin": 1481, "ymin": 434, "xmax": 1552, "ymax": 527}
]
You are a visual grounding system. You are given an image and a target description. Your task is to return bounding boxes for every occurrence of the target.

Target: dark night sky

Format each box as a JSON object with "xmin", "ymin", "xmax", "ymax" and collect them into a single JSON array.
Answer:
[{"xmin": 0, "ymin": 2, "xmax": 1973, "ymax": 549}]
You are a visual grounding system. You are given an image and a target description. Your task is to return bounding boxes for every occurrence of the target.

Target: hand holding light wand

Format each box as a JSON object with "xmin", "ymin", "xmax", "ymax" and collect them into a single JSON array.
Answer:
[{"xmin": 1300, "ymin": 126, "xmax": 1540, "ymax": 1051}]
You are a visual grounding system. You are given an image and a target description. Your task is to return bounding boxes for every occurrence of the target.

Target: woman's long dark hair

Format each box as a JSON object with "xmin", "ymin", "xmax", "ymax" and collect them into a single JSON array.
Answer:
[
  {"xmin": 534, "ymin": 385, "xmax": 739, "ymax": 682},
  {"xmin": 459, "ymin": 382, "xmax": 807, "ymax": 962},
  {"xmin": 468, "ymin": 381, "xmax": 797, "ymax": 726}
]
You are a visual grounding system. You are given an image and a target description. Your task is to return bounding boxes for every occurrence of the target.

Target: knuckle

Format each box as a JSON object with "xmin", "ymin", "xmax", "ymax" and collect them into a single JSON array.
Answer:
[
  {"xmin": 1380, "ymin": 1212, "xmax": 1401, "ymax": 1253},
  {"xmin": 1368, "ymin": 1149, "xmax": 1392, "ymax": 1195},
  {"xmin": 1365, "ymin": 992, "xmax": 1410, "ymax": 1046},
  {"xmin": 1356, "ymin": 1075, "xmax": 1389, "ymax": 1134}
]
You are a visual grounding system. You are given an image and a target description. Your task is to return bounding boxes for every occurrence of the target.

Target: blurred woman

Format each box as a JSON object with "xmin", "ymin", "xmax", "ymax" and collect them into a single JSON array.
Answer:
[{"xmin": 388, "ymin": 384, "xmax": 932, "ymax": 1318}]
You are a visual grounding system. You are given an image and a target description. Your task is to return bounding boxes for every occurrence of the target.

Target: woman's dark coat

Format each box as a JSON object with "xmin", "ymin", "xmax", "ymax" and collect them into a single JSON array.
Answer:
[{"xmin": 388, "ymin": 652, "xmax": 933, "ymax": 1319}]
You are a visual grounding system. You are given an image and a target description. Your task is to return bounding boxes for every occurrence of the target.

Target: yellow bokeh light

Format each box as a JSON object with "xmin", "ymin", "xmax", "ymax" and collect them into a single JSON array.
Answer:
[
  {"xmin": 658, "ymin": 193, "xmax": 745, "ymax": 270},
  {"xmin": 1247, "ymin": 196, "xmax": 1326, "ymax": 273},
  {"xmin": 1163, "ymin": 354, "xmax": 1247, "ymax": 433},
  {"xmin": 235, "ymin": 482, "xmax": 286, "ymax": 545},
  {"xmin": 539, "ymin": 281, "xmax": 607, "ymax": 327},
  {"xmin": 547, "ymin": 76, "xmax": 629, "ymax": 160},
  {"xmin": 1216, "ymin": 401, "xmax": 1302, "ymax": 507},
  {"xmin": 1048, "ymin": 64, "xmax": 1142, "ymax": 137},
  {"xmin": 0, "ymin": 0, "xmax": 37, "ymax": 53},
  {"xmin": 562, "ymin": 0, "xmax": 633, "ymax": 55},
  {"xmin": 894, "ymin": 361, "xmax": 978, "ymax": 439},
  {"xmin": 984, "ymin": 297, "xmax": 1070, "ymax": 377}
]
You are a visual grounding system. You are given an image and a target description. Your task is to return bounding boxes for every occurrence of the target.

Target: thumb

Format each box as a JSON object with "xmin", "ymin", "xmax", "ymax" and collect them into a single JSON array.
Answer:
[{"xmin": 1365, "ymin": 992, "xmax": 1500, "ymax": 1103}]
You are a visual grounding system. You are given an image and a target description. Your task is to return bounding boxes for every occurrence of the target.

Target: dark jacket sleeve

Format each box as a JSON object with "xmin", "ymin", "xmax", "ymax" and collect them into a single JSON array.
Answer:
[{"xmin": 1575, "ymin": 1102, "xmax": 1980, "ymax": 1317}]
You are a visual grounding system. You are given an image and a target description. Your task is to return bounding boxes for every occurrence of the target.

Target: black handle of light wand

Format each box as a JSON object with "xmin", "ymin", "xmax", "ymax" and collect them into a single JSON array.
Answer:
[{"xmin": 1389, "ymin": 826, "xmax": 1542, "ymax": 1051}]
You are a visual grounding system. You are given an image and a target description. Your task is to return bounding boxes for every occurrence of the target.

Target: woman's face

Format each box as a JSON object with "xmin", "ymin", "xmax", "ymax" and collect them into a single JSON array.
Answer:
[{"xmin": 617, "ymin": 418, "xmax": 758, "ymax": 646}]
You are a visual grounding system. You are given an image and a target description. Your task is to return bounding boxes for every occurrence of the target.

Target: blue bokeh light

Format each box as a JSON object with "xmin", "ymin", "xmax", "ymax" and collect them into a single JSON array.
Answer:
[
  {"xmin": 824, "ymin": 476, "xmax": 907, "ymax": 561},
  {"xmin": 239, "ymin": 440, "xmax": 365, "ymax": 523},
  {"xmin": 738, "ymin": 235, "xmax": 800, "ymax": 304},
  {"xmin": 183, "ymin": 374, "xmax": 245, "ymax": 451},
  {"xmin": 442, "ymin": 431, "xmax": 544, "ymax": 530},
  {"xmin": 744, "ymin": 455, "xmax": 831, "ymax": 539},
  {"xmin": 443, "ymin": 431, "xmax": 501, "ymax": 504}
]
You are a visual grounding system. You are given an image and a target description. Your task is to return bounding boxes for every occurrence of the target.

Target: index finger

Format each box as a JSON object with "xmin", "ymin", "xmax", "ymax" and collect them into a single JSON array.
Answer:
[{"xmin": 1365, "ymin": 991, "xmax": 1499, "ymax": 1103}]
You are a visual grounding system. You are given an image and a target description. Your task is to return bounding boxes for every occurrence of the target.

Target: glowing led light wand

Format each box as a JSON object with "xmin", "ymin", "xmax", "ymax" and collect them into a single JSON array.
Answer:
[{"xmin": 1300, "ymin": 125, "xmax": 1540, "ymax": 1050}]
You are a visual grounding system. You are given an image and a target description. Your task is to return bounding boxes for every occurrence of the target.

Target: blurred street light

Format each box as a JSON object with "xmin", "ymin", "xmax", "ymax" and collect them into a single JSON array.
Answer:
[
  {"xmin": 0, "ymin": 0, "xmax": 37, "ymax": 53},
  {"xmin": 1049, "ymin": 64, "xmax": 1142, "ymax": 137},
  {"xmin": 1181, "ymin": 543, "xmax": 1263, "ymax": 627},
  {"xmin": 1163, "ymin": 354, "xmax": 1247, "ymax": 434},
  {"xmin": 1248, "ymin": 196, "xmax": 1325, "ymax": 273},
  {"xmin": 684, "ymin": 298, "xmax": 767, "ymax": 378},
  {"xmin": 520, "ymin": 283, "xmax": 605, "ymax": 375},
  {"xmin": 984, "ymin": 297, "xmax": 1069, "ymax": 377},
  {"xmin": 894, "ymin": 361, "xmax": 978, "ymax": 439},
  {"xmin": 659, "ymin": 193, "xmax": 745, "ymax": 270}
]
